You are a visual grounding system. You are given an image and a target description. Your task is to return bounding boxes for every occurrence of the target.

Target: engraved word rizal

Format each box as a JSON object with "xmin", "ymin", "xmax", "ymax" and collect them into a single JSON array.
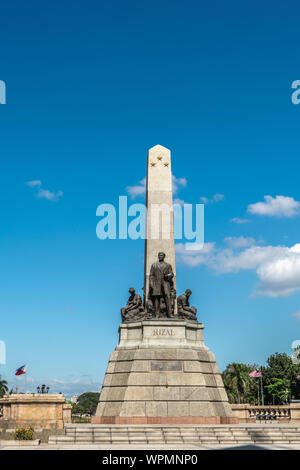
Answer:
[{"xmin": 153, "ymin": 328, "xmax": 175, "ymax": 336}]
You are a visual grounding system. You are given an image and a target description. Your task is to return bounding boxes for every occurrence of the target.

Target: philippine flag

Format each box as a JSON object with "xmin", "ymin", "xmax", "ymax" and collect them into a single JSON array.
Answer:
[{"xmin": 15, "ymin": 365, "xmax": 26, "ymax": 376}]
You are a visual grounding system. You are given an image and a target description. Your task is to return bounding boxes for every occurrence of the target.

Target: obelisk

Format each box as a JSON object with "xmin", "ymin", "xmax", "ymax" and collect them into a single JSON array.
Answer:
[{"xmin": 144, "ymin": 145, "xmax": 176, "ymax": 312}]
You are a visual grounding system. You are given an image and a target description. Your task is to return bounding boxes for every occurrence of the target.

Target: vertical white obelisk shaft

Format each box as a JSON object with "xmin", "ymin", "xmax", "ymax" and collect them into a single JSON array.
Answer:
[{"xmin": 144, "ymin": 145, "xmax": 177, "ymax": 313}]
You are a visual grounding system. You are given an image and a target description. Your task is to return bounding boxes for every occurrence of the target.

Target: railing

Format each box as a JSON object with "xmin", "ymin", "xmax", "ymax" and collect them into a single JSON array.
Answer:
[
  {"xmin": 248, "ymin": 406, "xmax": 290, "ymax": 422},
  {"xmin": 231, "ymin": 404, "xmax": 299, "ymax": 423}
]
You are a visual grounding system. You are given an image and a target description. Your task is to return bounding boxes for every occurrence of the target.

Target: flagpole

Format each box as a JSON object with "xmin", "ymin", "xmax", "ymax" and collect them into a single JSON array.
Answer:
[
  {"xmin": 260, "ymin": 374, "xmax": 264, "ymax": 406},
  {"xmin": 24, "ymin": 365, "xmax": 27, "ymax": 393}
]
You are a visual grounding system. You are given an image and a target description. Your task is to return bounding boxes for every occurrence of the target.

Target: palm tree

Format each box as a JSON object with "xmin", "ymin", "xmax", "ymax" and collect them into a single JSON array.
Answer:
[
  {"xmin": 0, "ymin": 376, "xmax": 8, "ymax": 398},
  {"xmin": 222, "ymin": 372, "xmax": 238, "ymax": 403},
  {"xmin": 223, "ymin": 363, "xmax": 250, "ymax": 404}
]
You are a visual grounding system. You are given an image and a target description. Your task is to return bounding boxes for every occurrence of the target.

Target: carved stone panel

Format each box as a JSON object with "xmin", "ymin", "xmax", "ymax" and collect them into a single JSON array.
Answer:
[{"xmin": 150, "ymin": 360, "xmax": 183, "ymax": 372}]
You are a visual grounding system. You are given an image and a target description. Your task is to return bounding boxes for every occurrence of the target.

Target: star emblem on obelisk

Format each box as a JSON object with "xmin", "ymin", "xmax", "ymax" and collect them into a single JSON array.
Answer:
[
  {"xmin": 157, "ymin": 156, "xmax": 162, "ymax": 161},
  {"xmin": 164, "ymin": 162, "xmax": 169, "ymax": 167},
  {"xmin": 150, "ymin": 162, "xmax": 156, "ymax": 167}
]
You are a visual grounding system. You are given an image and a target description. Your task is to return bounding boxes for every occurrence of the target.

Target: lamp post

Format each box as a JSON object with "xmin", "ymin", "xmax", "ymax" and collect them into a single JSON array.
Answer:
[{"xmin": 37, "ymin": 384, "xmax": 50, "ymax": 394}]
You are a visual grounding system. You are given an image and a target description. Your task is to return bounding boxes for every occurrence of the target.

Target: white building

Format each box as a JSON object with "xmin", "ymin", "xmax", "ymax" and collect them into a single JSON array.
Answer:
[{"xmin": 70, "ymin": 394, "xmax": 79, "ymax": 404}]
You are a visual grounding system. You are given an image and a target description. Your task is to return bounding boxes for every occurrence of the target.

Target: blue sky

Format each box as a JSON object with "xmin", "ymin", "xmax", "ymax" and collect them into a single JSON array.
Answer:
[{"xmin": 1, "ymin": 0, "xmax": 300, "ymax": 396}]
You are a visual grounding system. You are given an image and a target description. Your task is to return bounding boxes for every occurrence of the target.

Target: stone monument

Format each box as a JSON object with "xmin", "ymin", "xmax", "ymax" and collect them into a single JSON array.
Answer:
[
  {"xmin": 93, "ymin": 145, "xmax": 235, "ymax": 424},
  {"xmin": 0, "ymin": 394, "xmax": 71, "ymax": 429}
]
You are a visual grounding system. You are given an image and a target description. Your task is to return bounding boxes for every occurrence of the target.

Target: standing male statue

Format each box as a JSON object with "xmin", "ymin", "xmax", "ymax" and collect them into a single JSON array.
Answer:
[{"xmin": 149, "ymin": 252, "xmax": 174, "ymax": 318}]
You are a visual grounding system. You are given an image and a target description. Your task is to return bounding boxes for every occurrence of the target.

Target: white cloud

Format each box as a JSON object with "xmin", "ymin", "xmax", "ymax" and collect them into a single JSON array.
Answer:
[
  {"xmin": 292, "ymin": 310, "xmax": 300, "ymax": 322},
  {"xmin": 9, "ymin": 376, "xmax": 100, "ymax": 398},
  {"xmin": 213, "ymin": 193, "xmax": 224, "ymax": 202},
  {"xmin": 200, "ymin": 194, "xmax": 224, "ymax": 204},
  {"xmin": 176, "ymin": 243, "xmax": 284, "ymax": 274},
  {"xmin": 230, "ymin": 217, "xmax": 251, "ymax": 224},
  {"xmin": 26, "ymin": 180, "xmax": 42, "ymax": 187},
  {"xmin": 26, "ymin": 180, "xmax": 63, "ymax": 202},
  {"xmin": 126, "ymin": 178, "xmax": 146, "ymax": 199},
  {"xmin": 224, "ymin": 236, "xmax": 256, "ymax": 248},
  {"xmin": 172, "ymin": 175, "xmax": 187, "ymax": 193},
  {"xmin": 126, "ymin": 175, "xmax": 187, "ymax": 200},
  {"xmin": 176, "ymin": 240, "xmax": 300, "ymax": 297},
  {"xmin": 256, "ymin": 244, "xmax": 300, "ymax": 297},
  {"xmin": 173, "ymin": 198, "xmax": 185, "ymax": 206},
  {"xmin": 214, "ymin": 245, "xmax": 286, "ymax": 274},
  {"xmin": 200, "ymin": 196, "xmax": 209, "ymax": 204},
  {"xmin": 248, "ymin": 195, "xmax": 300, "ymax": 218},
  {"xmin": 37, "ymin": 189, "xmax": 63, "ymax": 202},
  {"xmin": 176, "ymin": 242, "xmax": 215, "ymax": 267}
]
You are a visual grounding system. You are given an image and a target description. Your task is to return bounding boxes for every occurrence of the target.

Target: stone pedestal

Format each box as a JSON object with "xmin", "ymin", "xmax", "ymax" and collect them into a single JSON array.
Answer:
[
  {"xmin": 290, "ymin": 403, "xmax": 300, "ymax": 423},
  {"xmin": 93, "ymin": 320, "xmax": 236, "ymax": 424},
  {"xmin": 0, "ymin": 394, "xmax": 71, "ymax": 429}
]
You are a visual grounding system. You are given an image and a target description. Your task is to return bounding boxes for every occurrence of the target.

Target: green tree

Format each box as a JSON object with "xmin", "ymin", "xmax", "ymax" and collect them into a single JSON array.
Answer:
[
  {"xmin": 222, "ymin": 363, "xmax": 252, "ymax": 404},
  {"xmin": 76, "ymin": 392, "xmax": 100, "ymax": 416},
  {"xmin": 0, "ymin": 376, "xmax": 8, "ymax": 398},
  {"xmin": 262, "ymin": 353, "xmax": 300, "ymax": 403},
  {"xmin": 71, "ymin": 403, "xmax": 85, "ymax": 418},
  {"xmin": 265, "ymin": 378, "xmax": 290, "ymax": 404},
  {"xmin": 222, "ymin": 371, "xmax": 238, "ymax": 404}
]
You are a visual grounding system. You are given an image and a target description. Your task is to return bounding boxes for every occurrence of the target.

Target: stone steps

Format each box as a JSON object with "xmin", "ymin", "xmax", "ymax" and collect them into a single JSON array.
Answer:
[{"xmin": 48, "ymin": 425, "xmax": 300, "ymax": 445}]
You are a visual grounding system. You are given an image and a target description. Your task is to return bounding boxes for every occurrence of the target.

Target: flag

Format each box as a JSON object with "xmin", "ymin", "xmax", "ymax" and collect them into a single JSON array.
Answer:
[
  {"xmin": 15, "ymin": 365, "xmax": 26, "ymax": 376},
  {"xmin": 249, "ymin": 369, "xmax": 262, "ymax": 378}
]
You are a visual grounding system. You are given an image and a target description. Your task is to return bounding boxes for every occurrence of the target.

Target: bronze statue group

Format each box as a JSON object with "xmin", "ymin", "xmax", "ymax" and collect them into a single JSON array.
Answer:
[{"xmin": 121, "ymin": 252, "xmax": 197, "ymax": 323}]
